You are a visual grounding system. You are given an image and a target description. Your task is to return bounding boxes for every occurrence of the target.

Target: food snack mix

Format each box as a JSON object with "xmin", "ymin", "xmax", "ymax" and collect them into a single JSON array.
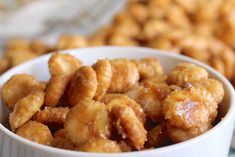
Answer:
[{"xmin": 1, "ymin": 52, "xmax": 224, "ymax": 153}]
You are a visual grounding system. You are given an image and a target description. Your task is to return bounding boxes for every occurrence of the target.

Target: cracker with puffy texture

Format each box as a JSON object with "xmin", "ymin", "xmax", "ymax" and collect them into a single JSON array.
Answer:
[
  {"xmin": 201, "ymin": 78, "xmax": 224, "ymax": 104},
  {"xmin": 167, "ymin": 63, "xmax": 208, "ymax": 87},
  {"xmin": 48, "ymin": 53, "xmax": 81, "ymax": 76},
  {"xmin": 64, "ymin": 100, "xmax": 111, "ymax": 146},
  {"xmin": 133, "ymin": 58, "xmax": 164, "ymax": 80},
  {"xmin": 16, "ymin": 120, "xmax": 53, "ymax": 145},
  {"xmin": 103, "ymin": 94, "xmax": 146, "ymax": 124},
  {"xmin": 93, "ymin": 59, "xmax": 112, "ymax": 100},
  {"xmin": 9, "ymin": 89, "xmax": 44, "ymax": 131},
  {"xmin": 110, "ymin": 104, "xmax": 147, "ymax": 150},
  {"xmin": 33, "ymin": 107, "xmax": 69, "ymax": 125},
  {"xmin": 162, "ymin": 90, "xmax": 209, "ymax": 129},
  {"xmin": 126, "ymin": 83, "xmax": 171, "ymax": 122},
  {"xmin": 185, "ymin": 81, "xmax": 220, "ymax": 122},
  {"xmin": 44, "ymin": 74, "xmax": 69, "ymax": 107},
  {"xmin": 109, "ymin": 59, "xmax": 139, "ymax": 93},
  {"xmin": 2, "ymin": 74, "xmax": 43, "ymax": 110},
  {"xmin": 167, "ymin": 122, "xmax": 212, "ymax": 143},
  {"xmin": 67, "ymin": 66, "xmax": 98, "ymax": 107}
]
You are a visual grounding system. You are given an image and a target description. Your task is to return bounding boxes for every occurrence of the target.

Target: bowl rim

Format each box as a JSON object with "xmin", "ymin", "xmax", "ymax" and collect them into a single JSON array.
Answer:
[{"xmin": 0, "ymin": 46, "xmax": 234, "ymax": 156}]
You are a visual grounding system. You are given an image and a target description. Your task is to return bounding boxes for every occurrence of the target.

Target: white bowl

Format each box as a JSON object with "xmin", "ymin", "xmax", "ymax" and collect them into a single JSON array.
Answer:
[{"xmin": 0, "ymin": 47, "xmax": 234, "ymax": 157}]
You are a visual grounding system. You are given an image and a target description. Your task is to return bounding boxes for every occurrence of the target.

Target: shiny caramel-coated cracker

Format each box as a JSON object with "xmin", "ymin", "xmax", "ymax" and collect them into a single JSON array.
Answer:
[
  {"xmin": 16, "ymin": 120, "xmax": 53, "ymax": 145},
  {"xmin": 133, "ymin": 58, "xmax": 164, "ymax": 80},
  {"xmin": 201, "ymin": 78, "xmax": 224, "ymax": 104},
  {"xmin": 93, "ymin": 59, "xmax": 112, "ymax": 100},
  {"xmin": 167, "ymin": 63, "xmax": 208, "ymax": 87},
  {"xmin": 109, "ymin": 59, "xmax": 139, "ymax": 93},
  {"xmin": 140, "ymin": 76, "xmax": 167, "ymax": 86},
  {"xmin": 9, "ymin": 90, "xmax": 44, "ymax": 131},
  {"xmin": 79, "ymin": 138, "xmax": 121, "ymax": 153},
  {"xmin": 103, "ymin": 94, "xmax": 146, "ymax": 124},
  {"xmin": 67, "ymin": 66, "xmax": 98, "ymax": 107},
  {"xmin": 44, "ymin": 74, "xmax": 69, "ymax": 107},
  {"xmin": 48, "ymin": 53, "xmax": 81, "ymax": 76},
  {"xmin": 100, "ymin": 93, "xmax": 124, "ymax": 104},
  {"xmin": 111, "ymin": 104, "xmax": 147, "ymax": 150},
  {"xmin": 33, "ymin": 107, "xmax": 69, "ymax": 125},
  {"xmin": 185, "ymin": 82, "xmax": 220, "ymax": 122},
  {"xmin": 126, "ymin": 83, "xmax": 171, "ymax": 122},
  {"xmin": 2, "ymin": 74, "xmax": 42, "ymax": 110},
  {"xmin": 162, "ymin": 90, "xmax": 209, "ymax": 129},
  {"xmin": 64, "ymin": 100, "xmax": 111, "ymax": 146},
  {"xmin": 167, "ymin": 122, "xmax": 212, "ymax": 143}
]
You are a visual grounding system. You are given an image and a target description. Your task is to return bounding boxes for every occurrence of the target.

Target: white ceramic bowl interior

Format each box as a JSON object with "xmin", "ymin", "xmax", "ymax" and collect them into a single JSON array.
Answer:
[{"xmin": 0, "ymin": 47, "xmax": 234, "ymax": 157}]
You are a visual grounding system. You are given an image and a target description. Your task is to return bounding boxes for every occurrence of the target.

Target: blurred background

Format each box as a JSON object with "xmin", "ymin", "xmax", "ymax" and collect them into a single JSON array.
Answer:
[
  {"xmin": 0, "ymin": 0, "xmax": 126, "ymax": 47},
  {"xmin": 0, "ymin": 0, "xmax": 235, "ymax": 88}
]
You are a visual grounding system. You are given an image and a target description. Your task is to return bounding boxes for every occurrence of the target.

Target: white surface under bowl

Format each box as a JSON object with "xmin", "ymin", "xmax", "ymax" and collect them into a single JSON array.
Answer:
[{"xmin": 0, "ymin": 47, "xmax": 234, "ymax": 157}]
